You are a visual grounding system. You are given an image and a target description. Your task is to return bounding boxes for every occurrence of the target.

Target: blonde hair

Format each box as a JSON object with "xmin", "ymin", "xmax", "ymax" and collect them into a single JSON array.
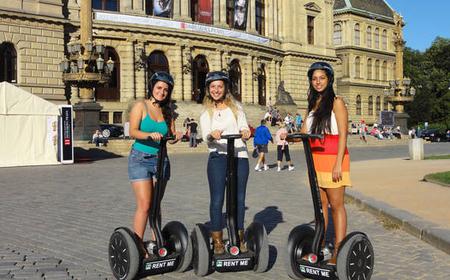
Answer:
[{"xmin": 202, "ymin": 83, "xmax": 240, "ymax": 119}]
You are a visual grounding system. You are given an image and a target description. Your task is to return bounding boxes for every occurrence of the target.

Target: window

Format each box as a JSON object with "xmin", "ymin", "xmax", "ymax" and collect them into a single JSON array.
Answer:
[
  {"xmin": 367, "ymin": 58, "xmax": 372, "ymax": 80},
  {"xmin": 113, "ymin": 112, "xmax": 122, "ymax": 124},
  {"xmin": 92, "ymin": 0, "xmax": 119, "ymax": 11},
  {"xmin": 255, "ymin": 0, "xmax": 265, "ymax": 35},
  {"xmin": 374, "ymin": 28, "xmax": 379, "ymax": 49},
  {"xmin": 376, "ymin": 96, "xmax": 381, "ymax": 113},
  {"xmin": 229, "ymin": 59, "xmax": 242, "ymax": 101},
  {"xmin": 383, "ymin": 97, "xmax": 388, "ymax": 111},
  {"xmin": 382, "ymin": 61, "xmax": 387, "ymax": 81},
  {"xmin": 99, "ymin": 112, "xmax": 109, "ymax": 123},
  {"xmin": 0, "ymin": 42, "xmax": 17, "ymax": 83},
  {"xmin": 355, "ymin": 56, "xmax": 361, "ymax": 78},
  {"xmin": 226, "ymin": 0, "xmax": 234, "ymax": 27},
  {"xmin": 333, "ymin": 24, "xmax": 342, "ymax": 45},
  {"xmin": 354, "ymin": 23, "xmax": 360, "ymax": 45},
  {"xmin": 356, "ymin": 95, "xmax": 361, "ymax": 115},
  {"xmin": 366, "ymin": 26, "xmax": 372, "ymax": 48},
  {"xmin": 368, "ymin": 96, "xmax": 373, "ymax": 115},
  {"xmin": 382, "ymin": 29, "xmax": 387, "ymax": 50},
  {"xmin": 307, "ymin": 16, "xmax": 315, "ymax": 45},
  {"xmin": 375, "ymin": 60, "xmax": 380, "ymax": 80},
  {"xmin": 191, "ymin": 0, "xmax": 198, "ymax": 21},
  {"xmin": 96, "ymin": 47, "xmax": 120, "ymax": 101},
  {"xmin": 147, "ymin": 51, "xmax": 170, "ymax": 87}
]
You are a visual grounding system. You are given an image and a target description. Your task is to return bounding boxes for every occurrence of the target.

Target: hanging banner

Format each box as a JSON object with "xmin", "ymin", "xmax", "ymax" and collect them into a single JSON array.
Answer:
[
  {"xmin": 234, "ymin": 0, "xmax": 248, "ymax": 30},
  {"xmin": 153, "ymin": 0, "xmax": 173, "ymax": 18},
  {"xmin": 198, "ymin": 0, "xmax": 213, "ymax": 24},
  {"xmin": 58, "ymin": 105, "xmax": 74, "ymax": 164}
]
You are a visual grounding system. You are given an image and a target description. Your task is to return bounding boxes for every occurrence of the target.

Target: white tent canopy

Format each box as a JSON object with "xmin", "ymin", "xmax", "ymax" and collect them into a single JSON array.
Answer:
[{"xmin": 0, "ymin": 82, "xmax": 60, "ymax": 167}]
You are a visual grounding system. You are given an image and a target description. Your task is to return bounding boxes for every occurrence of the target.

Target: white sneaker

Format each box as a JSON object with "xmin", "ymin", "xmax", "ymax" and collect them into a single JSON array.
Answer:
[
  {"xmin": 264, "ymin": 165, "xmax": 269, "ymax": 171},
  {"xmin": 288, "ymin": 166, "xmax": 295, "ymax": 171},
  {"xmin": 277, "ymin": 167, "xmax": 281, "ymax": 172},
  {"xmin": 254, "ymin": 165, "xmax": 260, "ymax": 171}
]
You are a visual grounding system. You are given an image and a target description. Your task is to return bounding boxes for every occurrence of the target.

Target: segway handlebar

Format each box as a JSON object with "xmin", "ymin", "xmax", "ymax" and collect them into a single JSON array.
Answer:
[
  {"xmin": 161, "ymin": 135, "xmax": 175, "ymax": 141},
  {"xmin": 286, "ymin": 133, "xmax": 323, "ymax": 140},
  {"xmin": 220, "ymin": 133, "xmax": 243, "ymax": 140}
]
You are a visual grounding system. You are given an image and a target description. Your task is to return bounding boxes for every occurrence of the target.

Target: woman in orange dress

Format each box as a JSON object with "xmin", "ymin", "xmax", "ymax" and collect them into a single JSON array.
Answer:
[{"xmin": 301, "ymin": 62, "xmax": 351, "ymax": 264}]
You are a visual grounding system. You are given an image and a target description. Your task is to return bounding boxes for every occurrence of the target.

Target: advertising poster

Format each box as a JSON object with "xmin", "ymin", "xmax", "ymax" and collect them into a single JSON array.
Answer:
[
  {"xmin": 198, "ymin": 0, "xmax": 213, "ymax": 24},
  {"xmin": 234, "ymin": 0, "xmax": 248, "ymax": 30},
  {"xmin": 59, "ymin": 105, "xmax": 74, "ymax": 164},
  {"xmin": 153, "ymin": 0, "xmax": 173, "ymax": 18}
]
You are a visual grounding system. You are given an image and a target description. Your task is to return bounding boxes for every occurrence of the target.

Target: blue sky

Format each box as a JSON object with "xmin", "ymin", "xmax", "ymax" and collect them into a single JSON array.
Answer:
[{"xmin": 386, "ymin": 0, "xmax": 450, "ymax": 52}]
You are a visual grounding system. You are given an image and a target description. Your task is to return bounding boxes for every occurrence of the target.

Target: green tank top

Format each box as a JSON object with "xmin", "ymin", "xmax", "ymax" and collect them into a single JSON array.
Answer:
[{"xmin": 133, "ymin": 103, "xmax": 169, "ymax": 155}]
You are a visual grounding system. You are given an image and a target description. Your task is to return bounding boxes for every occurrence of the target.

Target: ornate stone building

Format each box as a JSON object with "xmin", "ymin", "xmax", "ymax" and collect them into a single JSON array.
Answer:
[
  {"xmin": 333, "ymin": 0, "xmax": 401, "ymax": 125},
  {"xmin": 0, "ymin": 0, "xmax": 403, "ymax": 125}
]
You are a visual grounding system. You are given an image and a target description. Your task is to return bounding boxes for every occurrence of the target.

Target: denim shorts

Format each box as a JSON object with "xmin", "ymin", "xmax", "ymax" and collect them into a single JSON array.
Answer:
[{"xmin": 128, "ymin": 148, "xmax": 170, "ymax": 182}]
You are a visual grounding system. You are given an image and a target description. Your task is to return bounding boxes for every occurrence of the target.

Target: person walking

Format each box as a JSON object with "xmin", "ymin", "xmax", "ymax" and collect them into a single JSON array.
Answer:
[
  {"xmin": 187, "ymin": 118, "xmax": 198, "ymax": 147},
  {"xmin": 275, "ymin": 123, "xmax": 294, "ymax": 172},
  {"xmin": 127, "ymin": 71, "xmax": 182, "ymax": 257},
  {"xmin": 199, "ymin": 71, "xmax": 252, "ymax": 254},
  {"xmin": 301, "ymin": 62, "xmax": 352, "ymax": 265},
  {"xmin": 253, "ymin": 119, "xmax": 273, "ymax": 171}
]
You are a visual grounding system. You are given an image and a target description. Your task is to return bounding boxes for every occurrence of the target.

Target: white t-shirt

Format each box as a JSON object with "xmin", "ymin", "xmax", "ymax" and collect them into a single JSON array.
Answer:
[
  {"xmin": 306, "ymin": 111, "xmax": 339, "ymax": 135},
  {"xmin": 200, "ymin": 107, "xmax": 249, "ymax": 158}
]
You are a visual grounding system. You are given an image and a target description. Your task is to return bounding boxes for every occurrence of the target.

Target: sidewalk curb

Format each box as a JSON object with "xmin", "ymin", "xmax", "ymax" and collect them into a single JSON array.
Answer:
[{"xmin": 345, "ymin": 189, "xmax": 450, "ymax": 255}]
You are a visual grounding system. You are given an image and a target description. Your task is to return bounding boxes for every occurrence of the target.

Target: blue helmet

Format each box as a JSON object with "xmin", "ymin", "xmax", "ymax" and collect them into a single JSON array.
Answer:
[
  {"xmin": 205, "ymin": 71, "xmax": 230, "ymax": 88},
  {"xmin": 307, "ymin": 62, "xmax": 334, "ymax": 84},
  {"xmin": 148, "ymin": 71, "xmax": 174, "ymax": 99}
]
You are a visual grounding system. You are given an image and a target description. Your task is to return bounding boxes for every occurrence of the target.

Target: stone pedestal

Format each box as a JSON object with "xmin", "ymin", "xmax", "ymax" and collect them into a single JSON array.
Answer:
[
  {"xmin": 409, "ymin": 138, "xmax": 424, "ymax": 160},
  {"xmin": 73, "ymin": 102, "xmax": 102, "ymax": 140},
  {"xmin": 394, "ymin": 112, "xmax": 409, "ymax": 134}
]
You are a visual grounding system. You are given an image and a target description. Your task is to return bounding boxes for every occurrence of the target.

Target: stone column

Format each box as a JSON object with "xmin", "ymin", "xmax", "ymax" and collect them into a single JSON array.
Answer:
[
  {"xmin": 217, "ymin": 0, "xmax": 227, "ymax": 27},
  {"xmin": 180, "ymin": 0, "xmax": 191, "ymax": 21},
  {"xmin": 181, "ymin": 44, "xmax": 193, "ymax": 101},
  {"xmin": 247, "ymin": 0, "xmax": 257, "ymax": 34},
  {"xmin": 173, "ymin": 0, "xmax": 181, "ymax": 19},
  {"xmin": 267, "ymin": 0, "xmax": 274, "ymax": 38}
]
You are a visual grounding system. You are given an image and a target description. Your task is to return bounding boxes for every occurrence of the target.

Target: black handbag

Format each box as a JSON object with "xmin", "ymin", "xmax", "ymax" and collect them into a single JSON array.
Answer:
[{"xmin": 252, "ymin": 147, "xmax": 259, "ymax": 158}]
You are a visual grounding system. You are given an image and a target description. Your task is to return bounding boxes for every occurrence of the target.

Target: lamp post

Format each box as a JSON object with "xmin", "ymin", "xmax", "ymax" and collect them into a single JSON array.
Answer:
[{"xmin": 60, "ymin": 0, "xmax": 114, "ymax": 140}]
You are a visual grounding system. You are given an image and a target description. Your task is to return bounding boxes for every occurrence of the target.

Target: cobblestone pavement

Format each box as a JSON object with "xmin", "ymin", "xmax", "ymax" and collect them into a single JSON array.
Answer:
[{"xmin": 1, "ymin": 144, "xmax": 449, "ymax": 279}]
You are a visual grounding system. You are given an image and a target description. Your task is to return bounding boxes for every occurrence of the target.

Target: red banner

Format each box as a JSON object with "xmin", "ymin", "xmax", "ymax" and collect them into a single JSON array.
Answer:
[{"xmin": 198, "ymin": 0, "xmax": 212, "ymax": 24}]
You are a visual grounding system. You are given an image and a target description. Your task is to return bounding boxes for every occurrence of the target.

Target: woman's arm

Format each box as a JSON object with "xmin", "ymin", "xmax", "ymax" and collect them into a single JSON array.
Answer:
[
  {"xmin": 129, "ymin": 101, "xmax": 163, "ymax": 141},
  {"xmin": 168, "ymin": 118, "xmax": 183, "ymax": 144},
  {"xmin": 332, "ymin": 97, "xmax": 349, "ymax": 182},
  {"xmin": 300, "ymin": 110, "xmax": 309, "ymax": 134}
]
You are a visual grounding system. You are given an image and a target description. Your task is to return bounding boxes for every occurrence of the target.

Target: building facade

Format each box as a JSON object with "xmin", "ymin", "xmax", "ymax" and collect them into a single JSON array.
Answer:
[
  {"xmin": 0, "ymin": 0, "xmax": 403, "ymax": 126},
  {"xmin": 333, "ymin": 0, "xmax": 401, "ymax": 125}
]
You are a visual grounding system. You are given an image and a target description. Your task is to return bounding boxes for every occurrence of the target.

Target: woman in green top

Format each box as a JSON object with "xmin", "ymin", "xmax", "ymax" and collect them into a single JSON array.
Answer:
[{"xmin": 128, "ymin": 72, "xmax": 182, "ymax": 256}]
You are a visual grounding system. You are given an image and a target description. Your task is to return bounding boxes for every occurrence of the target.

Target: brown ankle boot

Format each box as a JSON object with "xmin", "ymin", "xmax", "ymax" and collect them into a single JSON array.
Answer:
[
  {"xmin": 238, "ymin": 230, "xmax": 248, "ymax": 253},
  {"xmin": 211, "ymin": 231, "xmax": 225, "ymax": 255}
]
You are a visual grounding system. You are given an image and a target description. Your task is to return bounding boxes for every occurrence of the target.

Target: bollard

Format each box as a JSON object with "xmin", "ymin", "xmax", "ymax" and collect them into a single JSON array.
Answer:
[{"xmin": 409, "ymin": 138, "xmax": 424, "ymax": 160}]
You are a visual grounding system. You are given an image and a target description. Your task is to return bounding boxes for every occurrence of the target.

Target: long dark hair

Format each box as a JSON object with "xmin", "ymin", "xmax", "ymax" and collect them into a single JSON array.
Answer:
[{"xmin": 307, "ymin": 75, "xmax": 336, "ymax": 134}]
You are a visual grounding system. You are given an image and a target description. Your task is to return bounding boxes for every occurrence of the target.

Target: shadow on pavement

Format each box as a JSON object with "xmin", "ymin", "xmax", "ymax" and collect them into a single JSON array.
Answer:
[
  {"xmin": 252, "ymin": 206, "xmax": 284, "ymax": 234},
  {"xmin": 74, "ymin": 147, "xmax": 122, "ymax": 163}
]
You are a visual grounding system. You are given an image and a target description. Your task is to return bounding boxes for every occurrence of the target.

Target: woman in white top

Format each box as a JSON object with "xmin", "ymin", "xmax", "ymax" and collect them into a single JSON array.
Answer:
[
  {"xmin": 301, "ymin": 62, "xmax": 352, "ymax": 265},
  {"xmin": 199, "ymin": 71, "xmax": 251, "ymax": 255}
]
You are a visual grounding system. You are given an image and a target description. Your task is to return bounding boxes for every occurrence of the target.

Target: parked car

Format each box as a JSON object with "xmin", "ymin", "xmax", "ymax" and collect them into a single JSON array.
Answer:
[
  {"xmin": 100, "ymin": 123, "xmax": 124, "ymax": 138},
  {"xmin": 420, "ymin": 128, "xmax": 448, "ymax": 142}
]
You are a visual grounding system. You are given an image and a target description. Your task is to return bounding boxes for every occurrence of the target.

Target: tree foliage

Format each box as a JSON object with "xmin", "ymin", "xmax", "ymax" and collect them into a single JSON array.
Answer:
[{"xmin": 404, "ymin": 37, "xmax": 450, "ymax": 130}]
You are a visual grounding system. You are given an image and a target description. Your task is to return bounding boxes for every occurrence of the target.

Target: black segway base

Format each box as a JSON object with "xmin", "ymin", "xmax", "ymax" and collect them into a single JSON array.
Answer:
[
  {"xmin": 140, "ymin": 254, "xmax": 181, "ymax": 276},
  {"xmin": 213, "ymin": 252, "xmax": 255, "ymax": 272}
]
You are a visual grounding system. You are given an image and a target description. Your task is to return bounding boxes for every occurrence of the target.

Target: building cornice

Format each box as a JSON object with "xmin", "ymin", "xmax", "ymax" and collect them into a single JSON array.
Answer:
[
  {"xmin": 334, "ymin": 9, "xmax": 394, "ymax": 24},
  {"xmin": 335, "ymin": 45, "xmax": 395, "ymax": 57},
  {"xmin": 0, "ymin": 9, "xmax": 66, "ymax": 24}
]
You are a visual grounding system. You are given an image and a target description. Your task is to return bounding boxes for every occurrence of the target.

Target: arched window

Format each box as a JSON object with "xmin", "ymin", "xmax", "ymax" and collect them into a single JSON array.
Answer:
[
  {"xmin": 376, "ymin": 96, "xmax": 381, "ymax": 114},
  {"xmin": 229, "ymin": 59, "xmax": 242, "ymax": 101},
  {"xmin": 374, "ymin": 28, "xmax": 379, "ymax": 49},
  {"xmin": 192, "ymin": 55, "xmax": 209, "ymax": 103},
  {"xmin": 375, "ymin": 60, "xmax": 380, "ymax": 80},
  {"xmin": 354, "ymin": 56, "xmax": 361, "ymax": 78},
  {"xmin": 92, "ymin": 0, "xmax": 119, "ymax": 11},
  {"xmin": 367, "ymin": 58, "xmax": 372, "ymax": 80},
  {"xmin": 0, "ymin": 42, "xmax": 17, "ymax": 83},
  {"xmin": 366, "ymin": 26, "xmax": 372, "ymax": 48},
  {"xmin": 354, "ymin": 23, "xmax": 360, "ymax": 45},
  {"xmin": 257, "ymin": 64, "xmax": 266, "ymax": 105},
  {"xmin": 256, "ymin": 0, "xmax": 265, "ymax": 35},
  {"xmin": 382, "ymin": 61, "xmax": 387, "ymax": 81},
  {"xmin": 356, "ymin": 95, "xmax": 361, "ymax": 115},
  {"xmin": 147, "ymin": 51, "xmax": 170, "ymax": 92},
  {"xmin": 96, "ymin": 47, "xmax": 120, "ymax": 101},
  {"xmin": 333, "ymin": 24, "xmax": 342, "ymax": 45},
  {"xmin": 382, "ymin": 29, "xmax": 387, "ymax": 50},
  {"xmin": 368, "ymin": 96, "xmax": 373, "ymax": 115}
]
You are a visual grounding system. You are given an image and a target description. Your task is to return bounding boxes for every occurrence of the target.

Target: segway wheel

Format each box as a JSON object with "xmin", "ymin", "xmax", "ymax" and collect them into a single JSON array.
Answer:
[
  {"xmin": 245, "ymin": 222, "xmax": 269, "ymax": 273},
  {"xmin": 285, "ymin": 224, "xmax": 315, "ymax": 279},
  {"xmin": 161, "ymin": 221, "xmax": 193, "ymax": 272},
  {"xmin": 191, "ymin": 224, "xmax": 211, "ymax": 276},
  {"xmin": 337, "ymin": 232, "xmax": 374, "ymax": 280},
  {"xmin": 108, "ymin": 228, "xmax": 140, "ymax": 280}
]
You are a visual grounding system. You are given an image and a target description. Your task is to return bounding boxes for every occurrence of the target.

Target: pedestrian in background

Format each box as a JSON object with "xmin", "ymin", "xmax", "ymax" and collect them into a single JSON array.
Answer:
[
  {"xmin": 302, "ymin": 62, "xmax": 352, "ymax": 265},
  {"xmin": 275, "ymin": 123, "xmax": 294, "ymax": 172},
  {"xmin": 253, "ymin": 119, "xmax": 273, "ymax": 171}
]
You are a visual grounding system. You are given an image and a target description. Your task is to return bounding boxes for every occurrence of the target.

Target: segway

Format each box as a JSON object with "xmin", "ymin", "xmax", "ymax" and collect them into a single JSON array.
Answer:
[
  {"xmin": 108, "ymin": 136, "xmax": 192, "ymax": 280},
  {"xmin": 285, "ymin": 133, "xmax": 374, "ymax": 280},
  {"xmin": 191, "ymin": 134, "xmax": 269, "ymax": 276}
]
